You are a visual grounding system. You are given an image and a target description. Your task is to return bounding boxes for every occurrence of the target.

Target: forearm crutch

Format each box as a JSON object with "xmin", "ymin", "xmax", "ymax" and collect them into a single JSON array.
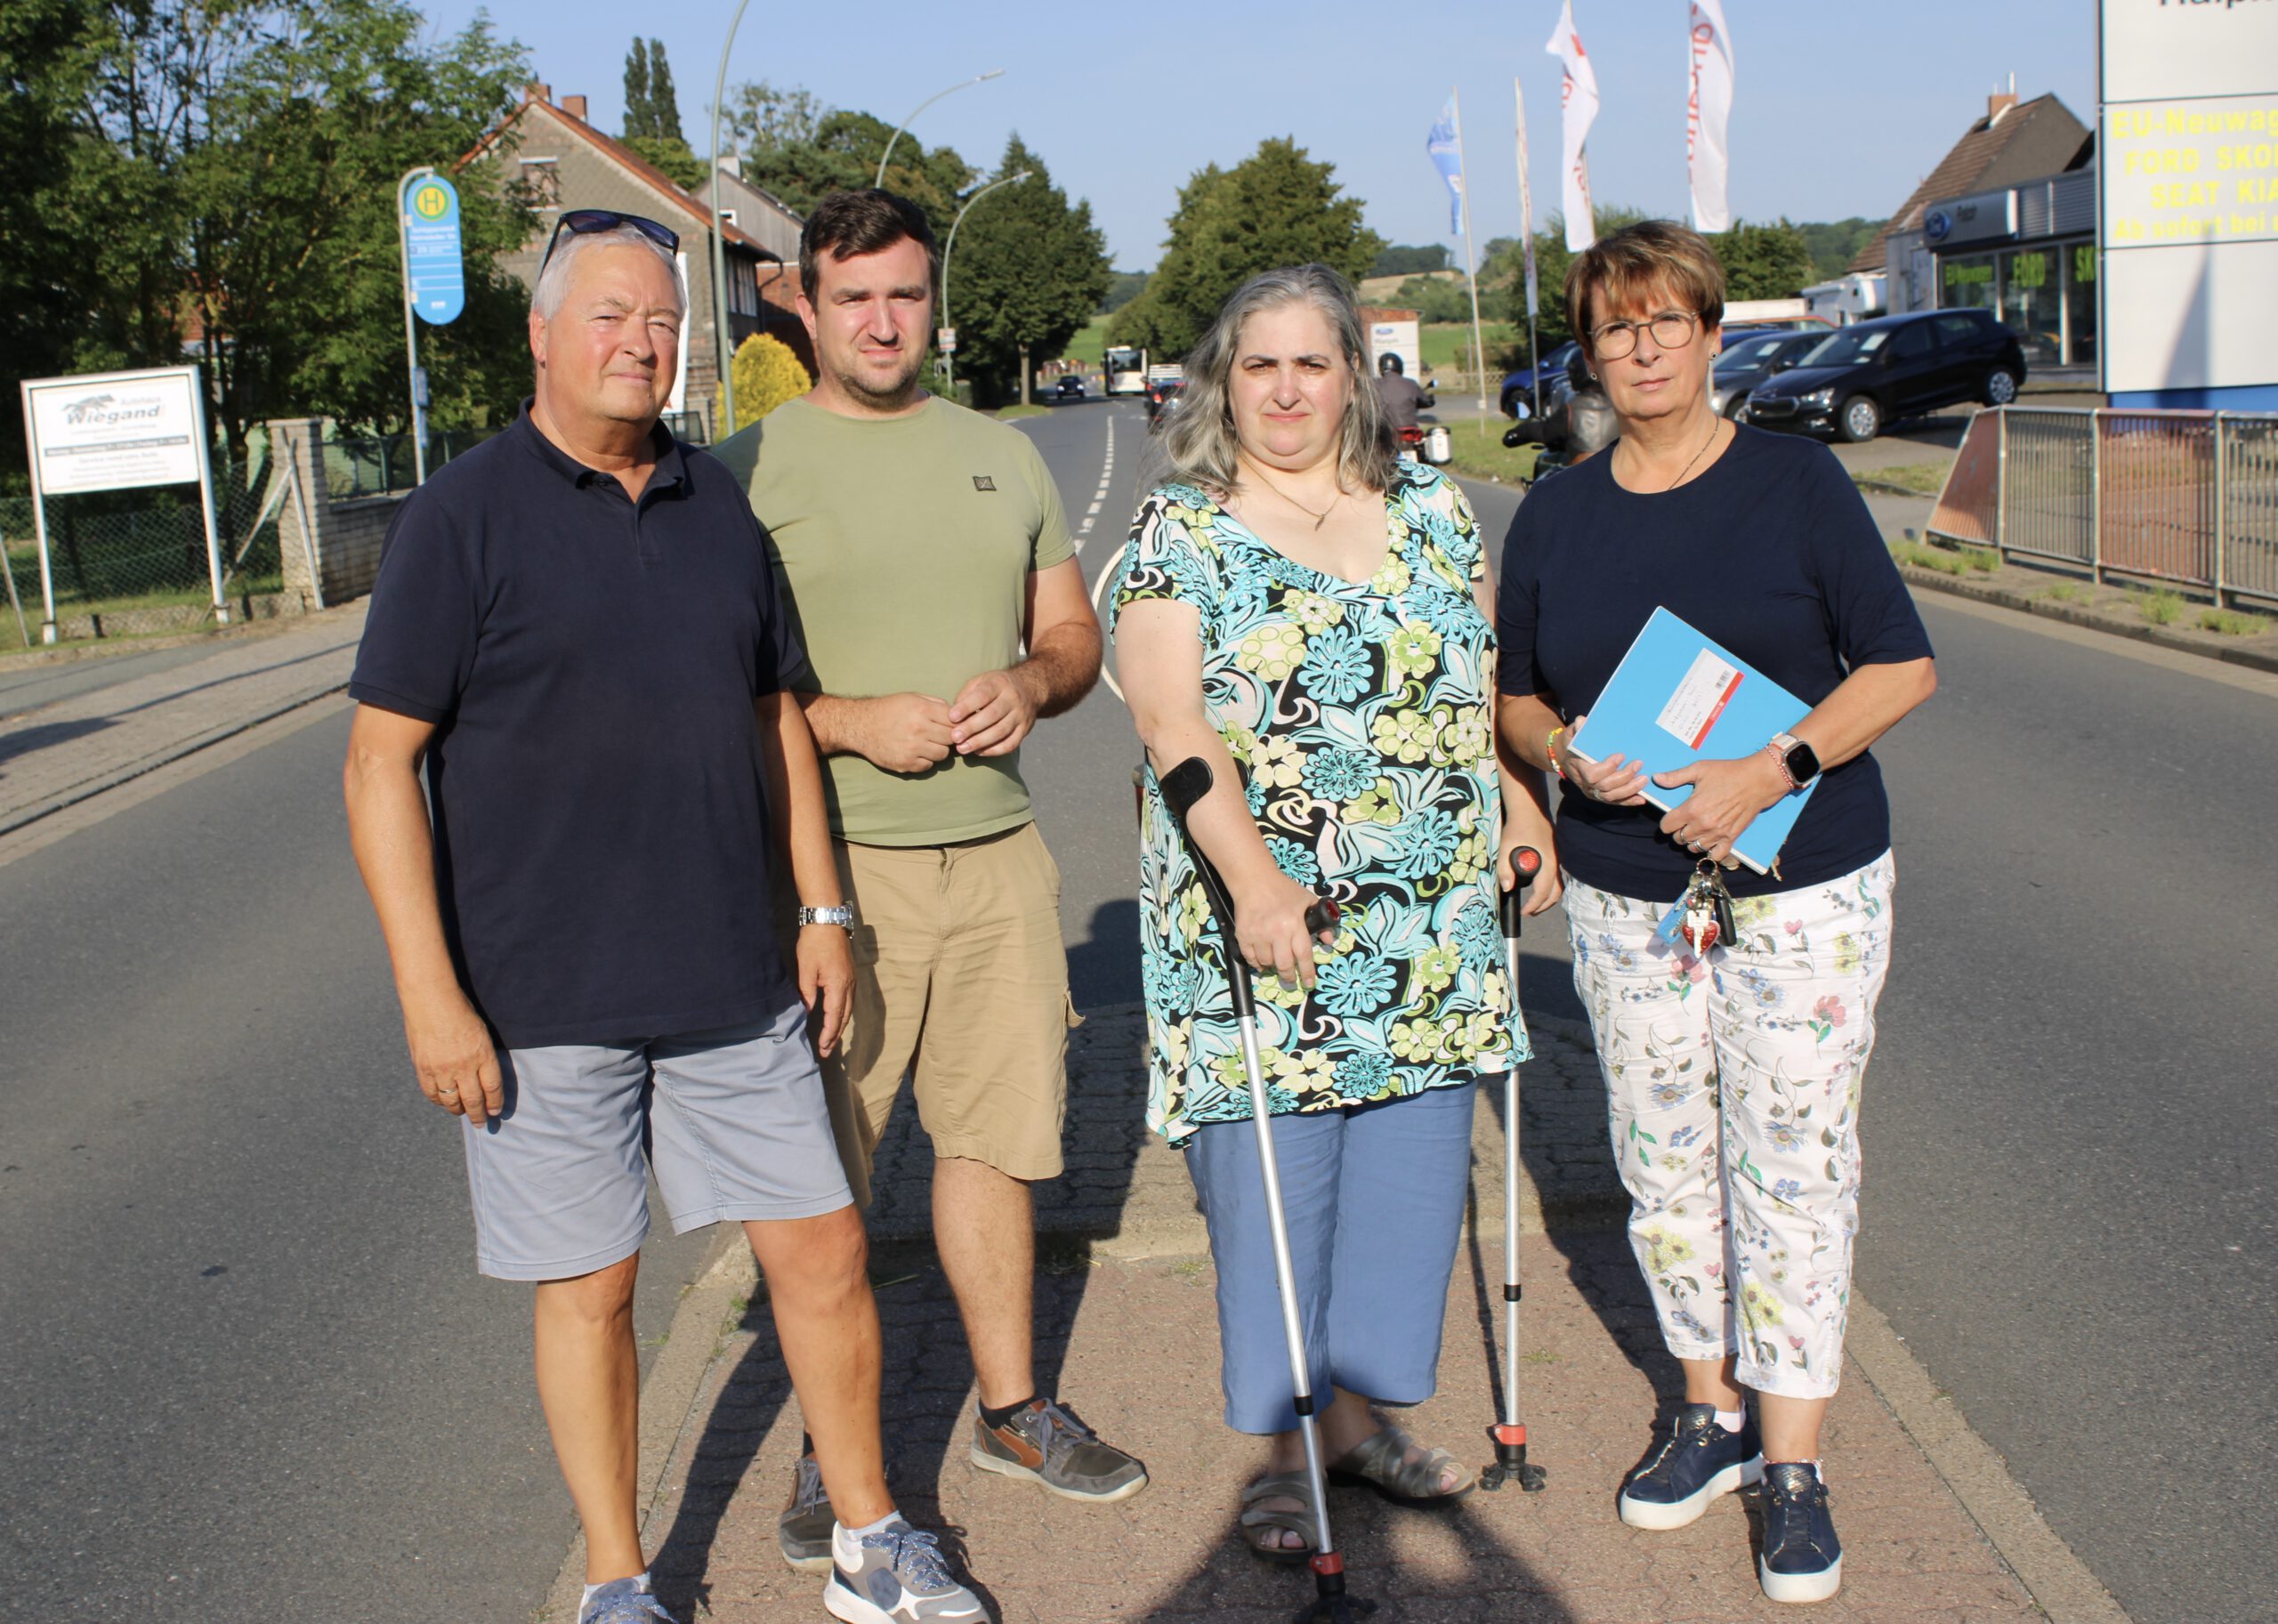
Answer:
[
  {"xmin": 1480, "ymin": 848, "xmax": 1549, "ymax": 1493},
  {"xmin": 1155, "ymin": 755, "xmax": 1369, "ymax": 1624}
]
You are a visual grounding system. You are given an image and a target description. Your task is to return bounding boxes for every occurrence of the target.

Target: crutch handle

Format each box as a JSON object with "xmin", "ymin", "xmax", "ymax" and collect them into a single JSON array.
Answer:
[{"xmin": 1499, "ymin": 847, "xmax": 1542, "ymax": 939}]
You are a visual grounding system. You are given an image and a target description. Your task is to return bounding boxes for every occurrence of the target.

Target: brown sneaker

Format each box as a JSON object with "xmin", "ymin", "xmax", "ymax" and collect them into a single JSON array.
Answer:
[{"xmin": 969, "ymin": 1398, "xmax": 1147, "ymax": 1502}]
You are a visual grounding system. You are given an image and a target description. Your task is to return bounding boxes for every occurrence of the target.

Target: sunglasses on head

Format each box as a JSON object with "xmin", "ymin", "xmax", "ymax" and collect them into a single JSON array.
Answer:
[{"xmin": 538, "ymin": 209, "xmax": 680, "ymax": 273}]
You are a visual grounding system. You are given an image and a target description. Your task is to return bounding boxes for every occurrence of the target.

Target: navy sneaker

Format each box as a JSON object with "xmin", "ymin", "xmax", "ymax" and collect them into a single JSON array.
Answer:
[
  {"xmin": 1617, "ymin": 1402, "xmax": 1764, "ymax": 1530},
  {"xmin": 1757, "ymin": 1462, "xmax": 1842, "ymax": 1604}
]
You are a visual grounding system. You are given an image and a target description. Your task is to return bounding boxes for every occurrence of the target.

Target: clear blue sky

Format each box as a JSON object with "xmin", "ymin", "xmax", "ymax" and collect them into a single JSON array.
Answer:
[{"xmin": 427, "ymin": 0, "xmax": 2096, "ymax": 269}]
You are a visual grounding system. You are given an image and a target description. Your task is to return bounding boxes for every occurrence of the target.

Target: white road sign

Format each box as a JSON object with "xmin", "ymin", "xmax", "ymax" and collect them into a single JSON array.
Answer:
[{"xmin": 23, "ymin": 367, "xmax": 205, "ymax": 496}]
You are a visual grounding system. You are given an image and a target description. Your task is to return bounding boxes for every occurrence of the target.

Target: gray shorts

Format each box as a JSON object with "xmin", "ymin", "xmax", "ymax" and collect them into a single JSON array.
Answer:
[{"xmin": 464, "ymin": 997, "xmax": 852, "ymax": 1281}]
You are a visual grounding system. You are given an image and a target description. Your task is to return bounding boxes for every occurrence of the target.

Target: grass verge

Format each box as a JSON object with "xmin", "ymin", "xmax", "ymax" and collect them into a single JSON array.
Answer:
[
  {"xmin": 1440, "ymin": 433, "xmax": 1540, "ymax": 486},
  {"xmin": 2042, "ymin": 581, "xmax": 2088, "ymax": 603},
  {"xmin": 1854, "ymin": 461, "xmax": 1952, "ymax": 496},
  {"xmin": 1892, "ymin": 539, "xmax": 1996, "ymax": 576},
  {"xmin": 2131, "ymin": 587, "xmax": 2184, "ymax": 626},
  {"xmin": 2200, "ymin": 606, "xmax": 2270, "ymax": 636}
]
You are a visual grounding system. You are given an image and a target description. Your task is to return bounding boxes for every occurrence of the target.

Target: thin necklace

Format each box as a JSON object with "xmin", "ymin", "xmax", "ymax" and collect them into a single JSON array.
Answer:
[
  {"xmin": 1240, "ymin": 456, "xmax": 1342, "ymax": 530},
  {"xmin": 1663, "ymin": 417, "xmax": 1724, "ymax": 492}
]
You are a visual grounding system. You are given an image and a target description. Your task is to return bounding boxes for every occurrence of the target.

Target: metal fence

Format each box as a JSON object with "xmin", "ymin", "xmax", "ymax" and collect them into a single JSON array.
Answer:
[
  {"xmin": 0, "ymin": 460, "xmax": 281, "ymax": 649},
  {"xmin": 320, "ymin": 411, "xmax": 711, "ymax": 501},
  {"xmin": 1929, "ymin": 406, "xmax": 2278, "ymax": 608}
]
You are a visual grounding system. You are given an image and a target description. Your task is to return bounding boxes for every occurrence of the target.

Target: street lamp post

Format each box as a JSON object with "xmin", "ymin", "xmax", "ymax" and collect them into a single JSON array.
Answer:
[
  {"xmin": 709, "ymin": 0, "xmax": 753, "ymax": 438},
  {"xmin": 875, "ymin": 69, "xmax": 1004, "ymax": 190},
  {"xmin": 939, "ymin": 169, "xmax": 1030, "ymax": 400}
]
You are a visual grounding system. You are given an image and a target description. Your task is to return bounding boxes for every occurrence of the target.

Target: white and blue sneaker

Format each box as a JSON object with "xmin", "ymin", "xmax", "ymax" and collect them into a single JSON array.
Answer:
[
  {"xmin": 1617, "ymin": 1402, "xmax": 1764, "ymax": 1530},
  {"xmin": 821, "ymin": 1515, "xmax": 990, "ymax": 1623},
  {"xmin": 1757, "ymin": 1462, "xmax": 1843, "ymax": 1604},
  {"xmin": 579, "ymin": 1576, "xmax": 675, "ymax": 1624}
]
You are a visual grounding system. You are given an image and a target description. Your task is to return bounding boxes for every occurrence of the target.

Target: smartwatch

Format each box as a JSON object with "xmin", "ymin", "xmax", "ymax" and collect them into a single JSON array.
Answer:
[
  {"xmin": 796, "ymin": 903, "xmax": 857, "ymax": 928},
  {"xmin": 1769, "ymin": 731, "xmax": 1821, "ymax": 789}
]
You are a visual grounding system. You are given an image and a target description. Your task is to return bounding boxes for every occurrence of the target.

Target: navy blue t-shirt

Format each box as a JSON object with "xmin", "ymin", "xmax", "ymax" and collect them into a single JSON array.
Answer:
[
  {"xmin": 349, "ymin": 406, "xmax": 805, "ymax": 1046},
  {"xmin": 1496, "ymin": 426, "xmax": 1933, "ymax": 901}
]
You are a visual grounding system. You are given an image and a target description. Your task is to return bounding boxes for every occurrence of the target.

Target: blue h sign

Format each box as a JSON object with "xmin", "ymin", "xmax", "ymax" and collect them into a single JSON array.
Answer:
[{"xmin": 403, "ymin": 174, "xmax": 465, "ymax": 326}]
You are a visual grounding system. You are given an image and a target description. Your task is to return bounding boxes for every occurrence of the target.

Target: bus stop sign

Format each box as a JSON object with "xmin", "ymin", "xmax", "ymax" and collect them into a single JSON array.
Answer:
[{"xmin": 403, "ymin": 173, "xmax": 465, "ymax": 326}]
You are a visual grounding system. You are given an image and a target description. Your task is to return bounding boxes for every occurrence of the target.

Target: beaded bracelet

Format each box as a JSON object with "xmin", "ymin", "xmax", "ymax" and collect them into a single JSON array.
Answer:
[
  {"xmin": 1763, "ymin": 739, "xmax": 1797, "ymax": 792},
  {"xmin": 1547, "ymin": 723, "xmax": 1567, "ymax": 780}
]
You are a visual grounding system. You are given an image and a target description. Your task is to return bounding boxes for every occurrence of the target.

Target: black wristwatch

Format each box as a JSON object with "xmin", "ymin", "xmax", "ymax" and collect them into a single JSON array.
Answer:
[{"xmin": 1769, "ymin": 731, "xmax": 1821, "ymax": 789}]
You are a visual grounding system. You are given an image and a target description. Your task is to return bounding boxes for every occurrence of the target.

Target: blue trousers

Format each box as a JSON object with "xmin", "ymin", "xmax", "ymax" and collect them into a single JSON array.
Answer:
[{"xmin": 1186, "ymin": 1081, "xmax": 1479, "ymax": 1434}]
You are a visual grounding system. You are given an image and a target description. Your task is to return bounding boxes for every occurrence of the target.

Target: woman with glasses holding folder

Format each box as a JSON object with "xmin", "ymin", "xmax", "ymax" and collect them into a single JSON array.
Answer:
[{"xmin": 1494, "ymin": 221, "xmax": 1936, "ymax": 1606}]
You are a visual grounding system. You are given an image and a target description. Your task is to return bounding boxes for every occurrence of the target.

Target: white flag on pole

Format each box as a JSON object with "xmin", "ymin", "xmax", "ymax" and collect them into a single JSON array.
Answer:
[
  {"xmin": 1546, "ymin": 0, "xmax": 1598, "ymax": 252},
  {"xmin": 1687, "ymin": 0, "xmax": 1736, "ymax": 232},
  {"xmin": 1514, "ymin": 77, "xmax": 1539, "ymax": 319}
]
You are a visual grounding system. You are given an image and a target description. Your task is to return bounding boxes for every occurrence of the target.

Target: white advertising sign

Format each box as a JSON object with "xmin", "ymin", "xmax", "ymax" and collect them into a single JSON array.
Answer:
[
  {"xmin": 2101, "ymin": 0, "xmax": 2278, "ymax": 105},
  {"xmin": 2098, "ymin": 1, "xmax": 2278, "ymax": 396},
  {"xmin": 23, "ymin": 366, "xmax": 205, "ymax": 495}
]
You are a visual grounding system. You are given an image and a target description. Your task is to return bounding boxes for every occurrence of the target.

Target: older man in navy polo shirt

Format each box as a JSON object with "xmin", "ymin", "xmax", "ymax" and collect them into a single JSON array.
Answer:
[{"xmin": 343, "ymin": 214, "xmax": 990, "ymax": 1624}]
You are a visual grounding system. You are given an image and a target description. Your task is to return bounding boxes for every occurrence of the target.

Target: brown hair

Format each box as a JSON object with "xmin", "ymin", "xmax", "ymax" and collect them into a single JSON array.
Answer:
[
  {"xmin": 1564, "ymin": 219, "xmax": 1725, "ymax": 351},
  {"xmin": 798, "ymin": 189, "xmax": 939, "ymax": 301}
]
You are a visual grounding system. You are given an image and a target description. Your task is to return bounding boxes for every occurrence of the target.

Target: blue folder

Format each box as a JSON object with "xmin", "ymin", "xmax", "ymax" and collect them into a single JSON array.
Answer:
[{"xmin": 1563, "ymin": 608, "xmax": 1819, "ymax": 877}]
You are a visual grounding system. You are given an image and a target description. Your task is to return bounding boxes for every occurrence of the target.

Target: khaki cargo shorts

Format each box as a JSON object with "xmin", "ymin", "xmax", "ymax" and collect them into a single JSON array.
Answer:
[{"xmin": 812, "ymin": 821, "xmax": 1076, "ymax": 1206}]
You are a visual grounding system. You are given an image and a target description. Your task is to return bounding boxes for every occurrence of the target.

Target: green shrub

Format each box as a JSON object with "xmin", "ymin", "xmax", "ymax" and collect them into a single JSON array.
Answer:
[
  {"xmin": 2199, "ymin": 607, "xmax": 2269, "ymax": 636},
  {"xmin": 2132, "ymin": 588, "xmax": 2184, "ymax": 626}
]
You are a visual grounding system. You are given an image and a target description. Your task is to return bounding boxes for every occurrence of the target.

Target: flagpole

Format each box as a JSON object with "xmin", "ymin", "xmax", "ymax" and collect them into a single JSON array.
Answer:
[
  {"xmin": 1515, "ymin": 77, "xmax": 1542, "ymax": 420},
  {"xmin": 1451, "ymin": 86, "xmax": 1490, "ymax": 432}
]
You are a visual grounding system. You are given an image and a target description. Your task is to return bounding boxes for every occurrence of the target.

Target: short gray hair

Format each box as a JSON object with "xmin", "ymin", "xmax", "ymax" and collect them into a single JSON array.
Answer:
[
  {"xmin": 1160, "ymin": 263, "xmax": 1397, "ymax": 497},
  {"xmin": 531, "ymin": 222, "xmax": 686, "ymax": 320}
]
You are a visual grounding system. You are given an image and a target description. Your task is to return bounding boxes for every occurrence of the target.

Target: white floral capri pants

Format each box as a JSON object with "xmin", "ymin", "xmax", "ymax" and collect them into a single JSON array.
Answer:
[{"xmin": 1564, "ymin": 852, "xmax": 1895, "ymax": 1399}]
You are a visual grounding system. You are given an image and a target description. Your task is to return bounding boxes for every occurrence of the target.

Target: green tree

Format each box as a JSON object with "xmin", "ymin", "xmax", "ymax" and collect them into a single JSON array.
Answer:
[
  {"xmin": 0, "ymin": 0, "xmax": 103, "ymax": 472},
  {"xmin": 948, "ymin": 134, "xmax": 1111, "ymax": 406},
  {"xmin": 1385, "ymin": 274, "xmax": 1471, "ymax": 324},
  {"xmin": 620, "ymin": 36, "xmax": 701, "ymax": 190},
  {"xmin": 1100, "ymin": 270, "xmax": 1148, "ymax": 314},
  {"xmin": 735, "ymin": 108, "xmax": 973, "ymax": 238},
  {"xmin": 1709, "ymin": 219, "xmax": 1815, "ymax": 303},
  {"xmin": 1484, "ymin": 205, "xmax": 1652, "ymax": 351},
  {"xmin": 727, "ymin": 331, "xmax": 811, "ymax": 422},
  {"xmin": 1798, "ymin": 217, "xmax": 1878, "ymax": 282},
  {"xmin": 723, "ymin": 78, "xmax": 826, "ymax": 158},
  {"xmin": 1111, "ymin": 139, "xmax": 1382, "ymax": 358},
  {"xmin": 1369, "ymin": 243, "xmax": 1449, "ymax": 277}
]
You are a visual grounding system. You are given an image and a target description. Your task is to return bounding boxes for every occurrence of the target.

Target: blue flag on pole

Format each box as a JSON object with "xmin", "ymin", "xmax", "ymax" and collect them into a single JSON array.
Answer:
[{"xmin": 1427, "ymin": 96, "xmax": 1464, "ymax": 236}]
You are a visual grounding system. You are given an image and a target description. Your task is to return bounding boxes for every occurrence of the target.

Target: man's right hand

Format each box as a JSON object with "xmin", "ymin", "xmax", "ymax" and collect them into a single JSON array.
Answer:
[
  {"xmin": 402, "ymin": 983, "xmax": 505, "ymax": 1126},
  {"xmin": 856, "ymin": 691, "xmax": 957, "ymax": 774}
]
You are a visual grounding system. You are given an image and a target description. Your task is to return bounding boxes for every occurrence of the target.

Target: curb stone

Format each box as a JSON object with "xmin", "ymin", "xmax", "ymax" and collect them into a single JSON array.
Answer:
[{"xmin": 1897, "ymin": 562, "xmax": 2278, "ymax": 676}]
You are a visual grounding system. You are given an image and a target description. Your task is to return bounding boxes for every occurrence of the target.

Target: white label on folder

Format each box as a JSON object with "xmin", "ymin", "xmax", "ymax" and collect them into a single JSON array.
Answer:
[{"xmin": 1656, "ymin": 650, "xmax": 1744, "ymax": 750}]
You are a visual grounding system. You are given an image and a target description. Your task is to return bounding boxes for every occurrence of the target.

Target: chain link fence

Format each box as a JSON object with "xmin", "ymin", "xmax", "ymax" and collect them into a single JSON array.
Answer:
[
  {"xmin": 0, "ymin": 458, "xmax": 282, "ymax": 650},
  {"xmin": 319, "ymin": 411, "xmax": 710, "ymax": 503}
]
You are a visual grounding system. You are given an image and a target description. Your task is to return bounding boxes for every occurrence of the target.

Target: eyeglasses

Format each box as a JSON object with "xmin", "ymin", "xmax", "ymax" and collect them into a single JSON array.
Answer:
[
  {"xmin": 1589, "ymin": 311, "xmax": 1702, "ymax": 360},
  {"xmin": 537, "ymin": 209, "xmax": 680, "ymax": 275}
]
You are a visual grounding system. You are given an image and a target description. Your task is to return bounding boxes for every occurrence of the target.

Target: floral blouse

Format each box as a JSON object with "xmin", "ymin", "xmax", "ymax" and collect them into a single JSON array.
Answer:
[{"xmin": 1111, "ymin": 462, "xmax": 1528, "ymax": 1145}]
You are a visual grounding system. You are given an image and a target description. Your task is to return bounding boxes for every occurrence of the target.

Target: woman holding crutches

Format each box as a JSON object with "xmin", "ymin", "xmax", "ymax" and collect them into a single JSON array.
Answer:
[
  {"xmin": 1495, "ymin": 221, "xmax": 1936, "ymax": 1605},
  {"xmin": 1111, "ymin": 263, "xmax": 1557, "ymax": 1567}
]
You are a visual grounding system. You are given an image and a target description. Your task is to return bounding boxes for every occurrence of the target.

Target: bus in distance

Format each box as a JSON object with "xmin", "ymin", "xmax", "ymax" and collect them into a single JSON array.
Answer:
[{"xmin": 1104, "ymin": 346, "xmax": 1147, "ymax": 397}]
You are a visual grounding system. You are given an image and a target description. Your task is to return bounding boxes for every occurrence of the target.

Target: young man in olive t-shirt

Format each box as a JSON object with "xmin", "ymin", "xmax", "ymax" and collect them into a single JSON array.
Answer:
[{"xmin": 715, "ymin": 190, "xmax": 1147, "ymax": 1571}]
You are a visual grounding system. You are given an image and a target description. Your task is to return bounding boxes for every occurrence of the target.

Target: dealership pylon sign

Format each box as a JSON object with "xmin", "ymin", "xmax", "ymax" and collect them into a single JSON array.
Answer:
[{"xmin": 18, "ymin": 365, "xmax": 226, "ymax": 642}]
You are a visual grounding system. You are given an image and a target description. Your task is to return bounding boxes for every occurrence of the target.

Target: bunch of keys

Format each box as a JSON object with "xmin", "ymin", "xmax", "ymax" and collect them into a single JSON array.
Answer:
[{"xmin": 1658, "ymin": 860, "xmax": 1739, "ymax": 957}]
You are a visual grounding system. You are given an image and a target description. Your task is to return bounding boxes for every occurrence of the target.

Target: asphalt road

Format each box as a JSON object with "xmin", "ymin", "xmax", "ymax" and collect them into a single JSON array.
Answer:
[
  {"xmin": 0, "ymin": 709, "xmax": 715, "ymax": 1620},
  {"xmin": 5, "ymin": 397, "xmax": 2269, "ymax": 1621},
  {"xmin": 1020, "ymin": 401, "xmax": 2276, "ymax": 1624}
]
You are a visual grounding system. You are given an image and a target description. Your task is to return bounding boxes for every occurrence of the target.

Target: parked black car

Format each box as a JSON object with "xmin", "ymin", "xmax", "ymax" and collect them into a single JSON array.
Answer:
[
  {"xmin": 1744, "ymin": 308, "xmax": 2026, "ymax": 442},
  {"xmin": 1499, "ymin": 341, "xmax": 1579, "ymax": 419},
  {"xmin": 1709, "ymin": 331, "xmax": 1830, "ymax": 420}
]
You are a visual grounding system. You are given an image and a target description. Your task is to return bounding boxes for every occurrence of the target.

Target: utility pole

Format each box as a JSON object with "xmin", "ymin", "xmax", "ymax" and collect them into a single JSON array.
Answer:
[{"xmin": 709, "ymin": 0, "xmax": 753, "ymax": 438}]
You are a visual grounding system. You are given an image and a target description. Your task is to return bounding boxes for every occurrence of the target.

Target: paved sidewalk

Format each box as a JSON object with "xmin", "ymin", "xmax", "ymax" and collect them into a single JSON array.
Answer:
[
  {"xmin": 0, "ymin": 603, "xmax": 366, "ymax": 836},
  {"xmin": 587, "ymin": 1007, "xmax": 2112, "ymax": 1624}
]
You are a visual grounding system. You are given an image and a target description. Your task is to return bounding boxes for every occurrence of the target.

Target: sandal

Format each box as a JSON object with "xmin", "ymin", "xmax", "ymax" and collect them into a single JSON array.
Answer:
[
  {"xmin": 1239, "ymin": 1469, "xmax": 1322, "ymax": 1564},
  {"xmin": 1327, "ymin": 1422, "xmax": 1476, "ymax": 1508}
]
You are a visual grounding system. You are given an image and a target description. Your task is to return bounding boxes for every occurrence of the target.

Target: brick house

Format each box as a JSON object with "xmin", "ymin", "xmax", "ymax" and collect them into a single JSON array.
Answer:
[{"xmin": 463, "ymin": 85, "xmax": 812, "ymax": 440}]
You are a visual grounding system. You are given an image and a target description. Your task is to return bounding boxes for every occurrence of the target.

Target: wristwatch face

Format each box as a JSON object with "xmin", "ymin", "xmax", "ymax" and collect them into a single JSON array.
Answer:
[{"xmin": 1783, "ymin": 739, "xmax": 1822, "ymax": 784}]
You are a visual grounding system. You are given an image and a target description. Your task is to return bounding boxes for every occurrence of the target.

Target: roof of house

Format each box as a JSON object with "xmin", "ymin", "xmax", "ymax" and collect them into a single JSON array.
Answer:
[
  {"xmin": 460, "ymin": 91, "xmax": 781, "ymax": 260},
  {"xmin": 1850, "ymin": 93, "xmax": 2092, "ymax": 273}
]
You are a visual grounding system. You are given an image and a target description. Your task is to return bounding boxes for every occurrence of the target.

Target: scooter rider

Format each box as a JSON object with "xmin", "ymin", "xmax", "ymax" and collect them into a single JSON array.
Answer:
[
  {"xmin": 1372, "ymin": 351, "xmax": 1425, "ymax": 436},
  {"xmin": 1504, "ymin": 347, "xmax": 1619, "ymax": 477}
]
